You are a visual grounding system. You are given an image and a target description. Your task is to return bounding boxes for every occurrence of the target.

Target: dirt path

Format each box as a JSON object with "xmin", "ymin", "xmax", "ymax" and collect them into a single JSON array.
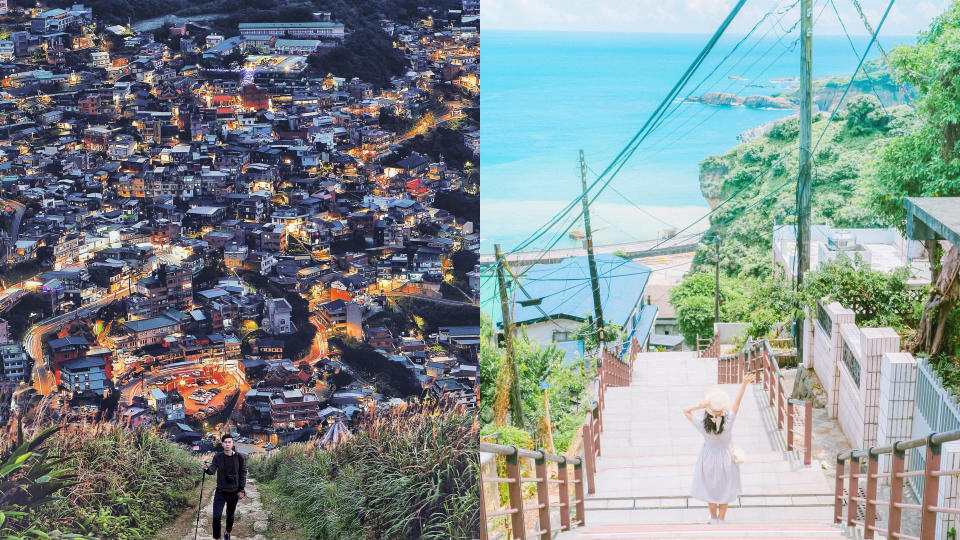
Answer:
[{"xmin": 156, "ymin": 475, "xmax": 270, "ymax": 540}]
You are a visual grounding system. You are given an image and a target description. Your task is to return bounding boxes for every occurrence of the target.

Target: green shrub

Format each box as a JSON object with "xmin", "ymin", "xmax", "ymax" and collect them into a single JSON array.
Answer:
[{"xmin": 769, "ymin": 117, "xmax": 799, "ymax": 140}]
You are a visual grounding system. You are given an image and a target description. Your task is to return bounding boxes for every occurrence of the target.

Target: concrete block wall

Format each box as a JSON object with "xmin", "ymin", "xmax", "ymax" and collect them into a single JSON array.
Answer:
[
  {"xmin": 877, "ymin": 352, "xmax": 917, "ymax": 476},
  {"xmin": 836, "ymin": 325, "xmax": 900, "ymax": 448},
  {"xmin": 812, "ymin": 301, "xmax": 855, "ymax": 419}
]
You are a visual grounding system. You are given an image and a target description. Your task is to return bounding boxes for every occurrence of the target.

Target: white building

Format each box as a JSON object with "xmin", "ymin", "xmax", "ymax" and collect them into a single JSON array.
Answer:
[
  {"xmin": 90, "ymin": 50, "xmax": 110, "ymax": 68},
  {"xmin": 205, "ymin": 34, "xmax": 224, "ymax": 49},
  {"xmin": 264, "ymin": 297, "xmax": 295, "ymax": 335},
  {"xmin": 772, "ymin": 225, "xmax": 930, "ymax": 288},
  {"xmin": 238, "ymin": 22, "xmax": 345, "ymax": 40}
]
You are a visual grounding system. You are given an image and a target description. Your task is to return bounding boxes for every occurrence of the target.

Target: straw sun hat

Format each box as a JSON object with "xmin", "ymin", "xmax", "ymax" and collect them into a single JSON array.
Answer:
[{"xmin": 704, "ymin": 389, "xmax": 731, "ymax": 423}]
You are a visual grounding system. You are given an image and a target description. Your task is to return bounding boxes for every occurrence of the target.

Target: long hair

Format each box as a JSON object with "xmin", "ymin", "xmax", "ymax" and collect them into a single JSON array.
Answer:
[{"xmin": 703, "ymin": 413, "xmax": 725, "ymax": 435}]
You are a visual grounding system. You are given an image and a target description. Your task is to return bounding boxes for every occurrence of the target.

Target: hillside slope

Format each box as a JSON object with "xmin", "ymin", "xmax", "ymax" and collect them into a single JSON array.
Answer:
[{"xmin": 697, "ymin": 100, "xmax": 917, "ymax": 277}]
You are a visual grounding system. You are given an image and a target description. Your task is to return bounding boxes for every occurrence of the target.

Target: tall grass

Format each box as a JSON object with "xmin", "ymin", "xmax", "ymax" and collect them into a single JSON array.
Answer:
[
  {"xmin": 0, "ymin": 390, "xmax": 199, "ymax": 539},
  {"xmin": 249, "ymin": 402, "xmax": 479, "ymax": 539}
]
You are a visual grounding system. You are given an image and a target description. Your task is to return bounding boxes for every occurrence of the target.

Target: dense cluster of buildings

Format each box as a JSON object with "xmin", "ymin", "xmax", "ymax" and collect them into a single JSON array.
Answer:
[{"xmin": 0, "ymin": 2, "xmax": 479, "ymax": 448}]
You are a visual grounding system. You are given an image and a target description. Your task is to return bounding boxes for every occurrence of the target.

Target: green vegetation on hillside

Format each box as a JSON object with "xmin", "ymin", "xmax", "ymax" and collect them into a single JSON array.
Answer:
[
  {"xmin": 773, "ymin": 57, "xmax": 913, "ymax": 109},
  {"xmin": 0, "ymin": 418, "xmax": 196, "ymax": 539},
  {"xmin": 249, "ymin": 403, "xmax": 478, "ymax": 539},
  {"xmin": 669, "ymin": 257, "xmax": 921, "ymax": 347},
  {"xmin": 697, "ymin": 98, "xmax": 917, "ymax": 278},
  {"xmin": 479, "ymin": 316, "xmax": 593, "ymax": 453},
  {"xmin": 306, "ymin": 26, "xmax": 409, "ymax": 88}
]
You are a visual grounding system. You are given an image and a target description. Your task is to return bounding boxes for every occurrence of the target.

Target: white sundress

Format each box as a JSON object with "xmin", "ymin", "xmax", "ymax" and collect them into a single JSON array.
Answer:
[{"xmin": 689, "ymin": 411, "xmax": 742, "ymax": 504}]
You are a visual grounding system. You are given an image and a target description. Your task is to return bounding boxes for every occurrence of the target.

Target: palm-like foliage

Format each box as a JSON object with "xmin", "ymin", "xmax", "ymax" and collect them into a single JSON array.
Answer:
[{"xmin": 0, "ymin": 417, "xmax": 92, "ymax": 539}]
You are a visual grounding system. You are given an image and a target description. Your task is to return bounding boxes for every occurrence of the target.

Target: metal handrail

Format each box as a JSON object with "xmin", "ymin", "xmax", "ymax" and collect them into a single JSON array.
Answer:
[
  {"xmin": 716, "ymin": 337, "xmax": 812, "ymax": 465},
  {"xmin": 837, "ymin": 431, "xmax": 960, "ymax": 461},
  {"xmin": 480, "ymin": 442, "xmax": 584, "ymax": 466},
  {"xmin": 835, "ymin": 428, "xmax": 960, "ymax": 539},
  {"xmin": 480, "ymin": 349, "xmax": 624, "ymax": 540}
]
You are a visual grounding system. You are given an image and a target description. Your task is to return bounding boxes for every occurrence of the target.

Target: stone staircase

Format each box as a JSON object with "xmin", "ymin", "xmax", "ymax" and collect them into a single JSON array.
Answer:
[{"xmin": 556, "ymin": 351, "xmax": 842, "ymax": 538}]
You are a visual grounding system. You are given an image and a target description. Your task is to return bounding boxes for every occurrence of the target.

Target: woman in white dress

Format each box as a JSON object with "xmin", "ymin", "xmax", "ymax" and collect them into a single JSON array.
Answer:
[{"xmin": 682, "ymin": 373, "xmax": 755, "ymax": 524}]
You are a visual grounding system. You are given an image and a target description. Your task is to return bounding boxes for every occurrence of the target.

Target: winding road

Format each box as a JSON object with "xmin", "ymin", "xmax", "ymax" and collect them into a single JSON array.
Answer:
[{"xmin": 27, "ymin": 284, "xmax": 134, "ymax": 395}]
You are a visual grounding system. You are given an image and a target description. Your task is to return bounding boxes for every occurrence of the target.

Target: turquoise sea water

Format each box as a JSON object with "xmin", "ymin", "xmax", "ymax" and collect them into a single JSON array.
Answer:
[{"xmin": 481, "ymin": 30, "xmax": 913, "ymax": 254}]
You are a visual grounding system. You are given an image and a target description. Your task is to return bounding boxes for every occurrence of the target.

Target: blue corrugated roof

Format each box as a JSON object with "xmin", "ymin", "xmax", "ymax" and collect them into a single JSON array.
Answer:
[
  {"xmin": 622, "ymin": 304, "xmax": 659, "ymax": 358},
  {"xmin": 488, "ymin": 254, "xmax": 650, "ymax": 328}
]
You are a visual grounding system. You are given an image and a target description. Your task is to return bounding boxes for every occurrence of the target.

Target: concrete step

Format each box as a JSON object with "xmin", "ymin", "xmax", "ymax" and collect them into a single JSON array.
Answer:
[
  {"xmin": 556, "ymin": 521, "xmax": 848, "ymax": 539},
  {"xmin": 584, "ymin": 492, "xmax": 836, "ymax": 510}
]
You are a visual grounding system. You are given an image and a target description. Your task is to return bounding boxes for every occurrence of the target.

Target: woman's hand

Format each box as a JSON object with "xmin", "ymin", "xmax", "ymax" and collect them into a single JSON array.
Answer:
[
  {"xmin": 743, "ymin": 374, "xmax": 756, "ymax": 385},
  {"xmin": 238, "ymin": 491, "xmax": 245, "ymax": 500}
]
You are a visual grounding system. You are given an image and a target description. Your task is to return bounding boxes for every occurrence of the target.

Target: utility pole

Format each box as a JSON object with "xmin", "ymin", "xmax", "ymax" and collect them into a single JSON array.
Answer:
[
  {"xmin": 795, "ymin": 0, "xmax": 814, "ymax": 362},
  {"xmin": 494, "ymin": 244, "xmax": 523, "ymax": 428},
  {"xmin": 714, "ymin": 234, "xmax": 721, "ymax": 324},
  {"xmin": 796, "ymin": 0, "xmax": 813, "ymax": 286},
  {"xmin": 579, "ymin": 150, "xmax": 605, "ymax": 345}
]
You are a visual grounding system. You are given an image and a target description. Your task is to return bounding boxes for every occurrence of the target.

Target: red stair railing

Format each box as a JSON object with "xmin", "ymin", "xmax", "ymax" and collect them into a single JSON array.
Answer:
[
  {"xmin": 480, "ymin": 342, "xmax": 635, "ymax": 539},
  {"xmin": 718, "ymin": 338, "xmax": 813, "ymax": 465},
  {"xmin": 836, "ymin": 430, "xmax": 960, "ymax": 540}
]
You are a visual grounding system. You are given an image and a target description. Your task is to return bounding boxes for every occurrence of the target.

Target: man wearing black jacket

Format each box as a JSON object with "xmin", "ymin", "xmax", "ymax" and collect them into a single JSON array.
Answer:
[{"xmin": 202, "ymin": 434, "xmax": 246, "ymax": 540}]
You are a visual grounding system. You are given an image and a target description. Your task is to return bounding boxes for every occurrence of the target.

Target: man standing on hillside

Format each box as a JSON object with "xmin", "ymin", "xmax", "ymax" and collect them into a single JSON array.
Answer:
[{"xmin": 202, "ymin": 434, "xmax": 246, "ymax": 540}]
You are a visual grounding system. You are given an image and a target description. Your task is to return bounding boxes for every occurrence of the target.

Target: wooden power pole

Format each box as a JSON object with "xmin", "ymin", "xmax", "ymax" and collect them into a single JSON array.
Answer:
[
  {"xmin": 796, "ymin": 0, "xmax": 813, "ymax": 285},
  {"xmin": 714, "ymin": 234, "xmax": 721, "ymax": 324},
  {"xmin": 796, "ymin": 0, "xmax": 814, "ymax": 361},
  {"xmin": 494, "ymin": 244, "xmax": 524, "ymax": 428},
  {"xmin": 579, "ymin": 150, "xmax": 605, "ymax": 345}
]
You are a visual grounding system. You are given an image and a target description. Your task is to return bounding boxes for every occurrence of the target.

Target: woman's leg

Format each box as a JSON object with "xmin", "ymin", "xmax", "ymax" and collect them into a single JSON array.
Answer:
[
  {"xmin": 718, "ymin": 503, "xmax": 728, "ymax": 520},
  {"xmin": 708, "ymin": 503, "xmax": 718, "ymax": 520}
]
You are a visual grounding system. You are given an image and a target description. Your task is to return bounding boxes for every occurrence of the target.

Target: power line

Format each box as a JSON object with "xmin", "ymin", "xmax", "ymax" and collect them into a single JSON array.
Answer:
[
  {"xmin": 504, "ymin": 0, "xmax": 751, "ymax": 258},
  {"xmin": 827, "ymin": 0, "xmax": 903, "ymax": 134}
]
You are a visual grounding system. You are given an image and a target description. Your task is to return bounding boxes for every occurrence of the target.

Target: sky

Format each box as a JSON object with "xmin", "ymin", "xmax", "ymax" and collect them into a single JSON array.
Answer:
[{"xmin": 483, "ymin": 0, "xmax": 952, "ymax": 36}]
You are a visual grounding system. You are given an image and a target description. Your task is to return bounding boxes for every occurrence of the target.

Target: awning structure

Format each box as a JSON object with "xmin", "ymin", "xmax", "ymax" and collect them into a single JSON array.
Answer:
[{"xmin": 904, "ymin": 197, "xmax": 960, "ymax": 248}]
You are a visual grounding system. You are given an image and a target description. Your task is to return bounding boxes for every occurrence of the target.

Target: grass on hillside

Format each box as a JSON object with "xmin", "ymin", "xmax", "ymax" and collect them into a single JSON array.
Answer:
[
  {"xmin": 249, "ymin": 402, "xmax": 479, "ymax": 540},
  {"xmin": 0, "ymin": 408, "xmax": 198, "ymax": 539}
]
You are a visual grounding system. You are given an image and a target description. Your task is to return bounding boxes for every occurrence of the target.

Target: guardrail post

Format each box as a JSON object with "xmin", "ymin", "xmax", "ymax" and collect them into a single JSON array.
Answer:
[
  {"xmin": 558, "ymin": 457, "xmax": 571, "ymax": 531},
  {"xmin": 804, "ymin": 400, "xmax": 813, "ymax": 466},
  {"xmin": 787, "ymin": 401, "xmax": 794, "ymax": 451},
  {"xmin": 847, "ymin": 455, "xmax": 859, "ymax": 526},
  {"xmin": 535, "ymin": 454, "xmax": 552, "ymax": 538},
  {"xmin": 593, "ymin": 408, "xmax": 602, "ymax": 456},
  {"xmin": 596, "ymin": 397, "xmax": 604, "ymax": 433},
  {"xmin": 479, "ymin": 452, "xmax": 490, "ymax": 540},
  {"xmin": 920, "ymin": 436, "xmax": 942, "ymax": 539},
  {"xmin": 583, "ymin": 413, "xmax": 596, "ymax": 494},
  {"xmin": 777, "ymin": 376, "xmax": 785, "ymax": 429},
  {"xmin": 888, "ymin": 445, "xmax": 906, "ymax": 537},
  {"xmin": 864, "ymin": 449, "xmax": 878, "ymax": 539},
  {"xmin": 506, "ymin": 447, "xmax": 526, "ymax": 539},
  {"xmin": 574, "ymin": 459, "xmax": 586, "ymax": 526},
  {"xmin": 834, "ymin": 458, "xmax": 845, "ymax": 524}
]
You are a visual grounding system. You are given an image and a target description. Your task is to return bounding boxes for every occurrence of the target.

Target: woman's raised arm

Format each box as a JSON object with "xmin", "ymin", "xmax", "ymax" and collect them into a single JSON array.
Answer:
[
  {"xmin": 732, "ymin": 374, "xmax": 756, "ymax": 415},
  {"xmin": 684, "ymin": 400, "xmax": 707, "ymax": 421}
]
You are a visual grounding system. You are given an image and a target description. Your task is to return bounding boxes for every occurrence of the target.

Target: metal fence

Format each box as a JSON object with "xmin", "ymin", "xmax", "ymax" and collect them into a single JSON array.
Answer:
[{"xmin": 909, "ymin": 360, "xmax": 960, "ymax": 498}]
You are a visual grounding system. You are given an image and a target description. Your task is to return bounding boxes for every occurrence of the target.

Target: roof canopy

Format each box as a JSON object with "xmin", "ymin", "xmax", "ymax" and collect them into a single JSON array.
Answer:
[{"xmin": 905, "ymin": 197, "xmax": 960, "ymax": 249}]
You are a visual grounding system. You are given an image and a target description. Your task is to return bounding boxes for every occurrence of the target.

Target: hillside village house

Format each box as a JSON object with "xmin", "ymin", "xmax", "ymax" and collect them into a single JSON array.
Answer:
[{"xmin": 489, "ymin": 254, "xmax": 659, "ymax": 352}]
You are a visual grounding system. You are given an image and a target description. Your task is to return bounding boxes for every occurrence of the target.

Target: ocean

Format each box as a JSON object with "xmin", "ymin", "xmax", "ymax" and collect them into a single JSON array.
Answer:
[{"xmin": 480, "ymin": 30, "xmax": 913, "ymax": 255}]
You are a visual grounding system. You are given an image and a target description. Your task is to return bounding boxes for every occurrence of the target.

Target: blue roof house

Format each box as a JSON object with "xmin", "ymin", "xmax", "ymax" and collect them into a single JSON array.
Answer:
[{"xmin": 487, "ymin": 254, "xmax": 658, "ymax": 352}]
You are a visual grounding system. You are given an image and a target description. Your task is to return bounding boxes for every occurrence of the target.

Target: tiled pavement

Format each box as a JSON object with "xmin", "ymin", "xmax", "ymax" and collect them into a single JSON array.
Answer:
[{"xmin": 556, "ymin": 351, "xmax": 845, "ymax": 537}]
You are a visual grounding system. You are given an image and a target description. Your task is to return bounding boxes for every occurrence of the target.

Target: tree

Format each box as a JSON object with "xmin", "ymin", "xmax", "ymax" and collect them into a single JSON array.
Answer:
[
  {"xmin": 845, "ymin": 95, "xmax": 890, "ymax": 135},
  {"xmin": 867, "ymin": 4, "xmax": 960, "ymax": 230},
  {"xmin": 306, "ymin": 26, "xmax": 408, "ymax": 88}
]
